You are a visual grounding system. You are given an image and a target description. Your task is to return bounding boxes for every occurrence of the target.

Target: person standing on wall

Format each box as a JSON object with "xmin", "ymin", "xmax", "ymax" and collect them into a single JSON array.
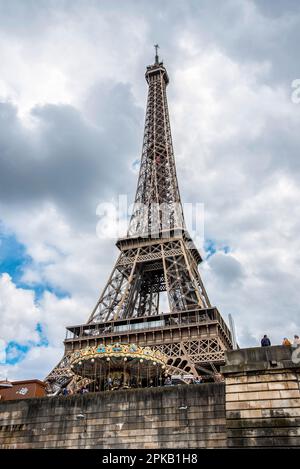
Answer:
[{"xmin": 261, "ymin": 335, "xmax": 271, "ymax": 347}]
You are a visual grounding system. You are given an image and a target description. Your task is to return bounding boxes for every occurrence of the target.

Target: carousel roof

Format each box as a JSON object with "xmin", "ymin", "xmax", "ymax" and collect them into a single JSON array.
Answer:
[{"xmin": 69, "ymin": 343, "xmax": 168, "ymax": 379}]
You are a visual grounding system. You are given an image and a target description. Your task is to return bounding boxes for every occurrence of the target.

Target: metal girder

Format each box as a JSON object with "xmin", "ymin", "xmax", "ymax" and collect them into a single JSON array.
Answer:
[{"xmin": 87, "ymin": 239, "xmax": 209, "ymax": 323}]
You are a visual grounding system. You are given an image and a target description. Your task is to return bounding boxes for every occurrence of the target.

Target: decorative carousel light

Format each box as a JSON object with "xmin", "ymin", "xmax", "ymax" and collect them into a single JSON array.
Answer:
[
  {"xmin": 79, "ymin": 361, "xmax": 82, "ymax": 365},
  {"xmin": 140, "ymin": 359, "xmax": 143, "ymax": 363},
  {"xmin": 91, "ymin": 358, "xmax": 95, "ymax": 363},
  {"xmin": 153, "ymin": 362, "xmax": 157, "ymax": 365},
  {"xmin": 106, "ymin": 357, "xmax": 110, "ymax": 361},
  {"xmin": 124, "ymin": 357, "xmax": 127, "ymax": 362}
]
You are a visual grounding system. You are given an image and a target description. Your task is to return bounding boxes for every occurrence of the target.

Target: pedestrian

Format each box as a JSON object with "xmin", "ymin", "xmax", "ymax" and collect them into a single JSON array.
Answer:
[
  {"xmin": 107, "ymin": 377, "xmax": 112, "ymax": 390},
  {"xmin": 194, "ymin": 377, "xmax": 202, "ymax": 384},
  {"xmin": 164, "ymin": 376, "xmax": 172, "ymax": 386},
  {"xmin": 282, "ymin": 337, "xmax": 292, "ymax": 346},
  {"xmin": 261, "ymin": 335, "xmax": 271, "ymax": 347},
  {"xmin": 292, "ymin": 335, "xmax": 300, "ymax": 348}
]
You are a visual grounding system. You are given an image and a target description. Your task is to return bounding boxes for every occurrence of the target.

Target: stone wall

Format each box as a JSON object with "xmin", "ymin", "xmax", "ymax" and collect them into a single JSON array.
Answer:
[
  {"xmin": 1, "ymin": 346, "xmax": 300, "ymax": 449},
  {"xmin": 222, "ymin": 346, "xmax": 300, "ymax": 447},
  {"xmin": 0, "ymin": 383, "xmax": 227, "ymax": 449}
]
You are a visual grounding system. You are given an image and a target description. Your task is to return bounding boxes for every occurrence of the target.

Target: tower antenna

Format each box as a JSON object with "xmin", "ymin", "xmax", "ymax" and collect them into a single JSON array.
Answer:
[{"xmin": 154, "ymin": 44, "xmax": 159, "ymax": 64}]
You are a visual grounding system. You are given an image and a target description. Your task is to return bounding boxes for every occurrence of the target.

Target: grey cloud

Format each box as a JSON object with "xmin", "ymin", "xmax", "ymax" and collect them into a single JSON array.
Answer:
[
  {"xmin": 0, "ymin": 81, "xmax": 142, "ymax": 229},
  {"xmin": 207, "ymin": 253, "xmax": 245, "ymax": 286},
  {"xmin": 1, "ymin": 0, "xmax": 299, "ymax": 89},
  {"xmin": 184, "ymin": 1, "xmax": 300, "ymax": 86}
]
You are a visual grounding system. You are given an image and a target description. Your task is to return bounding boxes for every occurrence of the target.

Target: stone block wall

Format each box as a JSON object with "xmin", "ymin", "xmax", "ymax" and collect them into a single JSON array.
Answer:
[
  {"xmin": 222, "ymin": 346, "xmax": 300, "ymax": 447},
  {"xmin": 0, "ymin": 383, "xmax": 227, "ymax": 449},
  {"xmin": 1, "ymin": 346, "xmax": 300, "ymax": 449}
]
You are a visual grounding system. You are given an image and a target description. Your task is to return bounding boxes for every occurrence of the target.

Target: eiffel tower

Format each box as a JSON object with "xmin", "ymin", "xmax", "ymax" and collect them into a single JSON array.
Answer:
[{"xmin": 46, "ymin": 47, "xmax": 232, "ymax": 393}]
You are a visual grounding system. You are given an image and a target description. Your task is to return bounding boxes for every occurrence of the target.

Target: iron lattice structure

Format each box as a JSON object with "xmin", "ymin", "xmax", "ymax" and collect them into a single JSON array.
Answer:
[{"xmin": 46, "ymin": 50, "xmax": 232, "ymax": 393}]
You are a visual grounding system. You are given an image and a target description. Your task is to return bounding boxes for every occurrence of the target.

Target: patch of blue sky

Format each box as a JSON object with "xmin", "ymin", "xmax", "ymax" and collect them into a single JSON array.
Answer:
[
  {"xmin": 0, "ymin": 227, "xmax": 69, "ymax": 301},
  {"xmin": 35, "ymin": 323, "xmax": 49, "ymax": 348},
  {"xmin": 4, "ymin": 324, "xmax": 49, "ymax": 365},
  {"xmin": 204, "ymin": 238, "xmax": 230, "ymax": 259},
  {"xmin": 5, "ymin": 342, "xmax": 30, "ymax": 365},
  {"xmin": 0, "ymin": 230, "xmax": 31, "ymax": 285},
  {"xmin": 17, "ymin": 281, "xmax": 70, "ymax": 302},
  {"xmin": 0, "ymin": 226, "xmax": 63, "ymax": 367},
  {"xmin": 204, "ymin": 239, "xmax": 217, "ymax": 259},
  {"xmin": 131, "ymin": 158, "xmax": 140, "ymax": 173}
]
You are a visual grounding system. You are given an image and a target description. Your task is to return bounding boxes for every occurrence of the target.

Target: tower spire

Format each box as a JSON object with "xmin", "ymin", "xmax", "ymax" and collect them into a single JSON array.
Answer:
[
  {"xmin": 154, "ymin": 44, "xmax": 159, "ymax": 64},
  {"xmin": 128, "ymin": 51, "xmax": 183, "ymax": 237}
]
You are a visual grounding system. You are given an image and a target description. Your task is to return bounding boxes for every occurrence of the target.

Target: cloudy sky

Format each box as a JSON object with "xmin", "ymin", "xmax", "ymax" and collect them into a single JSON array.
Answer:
[{"xmin": 0, "ymin": 0, "xmax": 300, "ymax": 380}]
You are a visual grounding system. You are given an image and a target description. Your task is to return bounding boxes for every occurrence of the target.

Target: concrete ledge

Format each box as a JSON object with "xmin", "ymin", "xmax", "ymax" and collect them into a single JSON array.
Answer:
[{"xmin": 221, "ymin": 346, "xmax": 298, "ymax": 374}]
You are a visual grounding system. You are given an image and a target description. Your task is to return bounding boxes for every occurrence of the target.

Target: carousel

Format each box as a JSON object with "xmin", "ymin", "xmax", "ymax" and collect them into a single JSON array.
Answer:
[{"xmin": 69, "ymin": 343, "xmax": 168, "ymax": 391}]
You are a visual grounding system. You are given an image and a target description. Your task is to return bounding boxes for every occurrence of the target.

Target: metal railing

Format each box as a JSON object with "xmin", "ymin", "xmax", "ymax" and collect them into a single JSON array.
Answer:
[{"xmin": 64, "ymin": 307, "xmax": 230, "ymax": 342}]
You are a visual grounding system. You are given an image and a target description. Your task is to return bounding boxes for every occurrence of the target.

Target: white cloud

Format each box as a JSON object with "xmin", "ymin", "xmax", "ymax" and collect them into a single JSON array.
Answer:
[
  {"xmin": 0, "ymin": 1, "xmax": 149, "ymax": 117},
  {"xmin": 0, "ymin": 273, "xmax": 40, "ymax": 344},
  {"xmin": 0, "ymin": 270, "xmax": 91, "ymax": 380},
  {"xmin": 0, "ymin": 345, "xmax": 62, "ymax": 382},
  {"xmin": 1, "ymin": 202, "xmax": 118, "ymax": 302}
]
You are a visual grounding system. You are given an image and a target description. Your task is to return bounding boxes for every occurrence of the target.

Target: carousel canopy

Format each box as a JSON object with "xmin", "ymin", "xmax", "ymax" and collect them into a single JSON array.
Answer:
[{"xmin": 69, "ymin": 343, "xmax": 168, "ymax": 379}]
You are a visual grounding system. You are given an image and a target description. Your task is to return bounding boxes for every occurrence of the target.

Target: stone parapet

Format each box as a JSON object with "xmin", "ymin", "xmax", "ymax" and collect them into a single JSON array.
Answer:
[{"xmin": 222, "ymin": 346, "xmax": 300, "ymax": 447}]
